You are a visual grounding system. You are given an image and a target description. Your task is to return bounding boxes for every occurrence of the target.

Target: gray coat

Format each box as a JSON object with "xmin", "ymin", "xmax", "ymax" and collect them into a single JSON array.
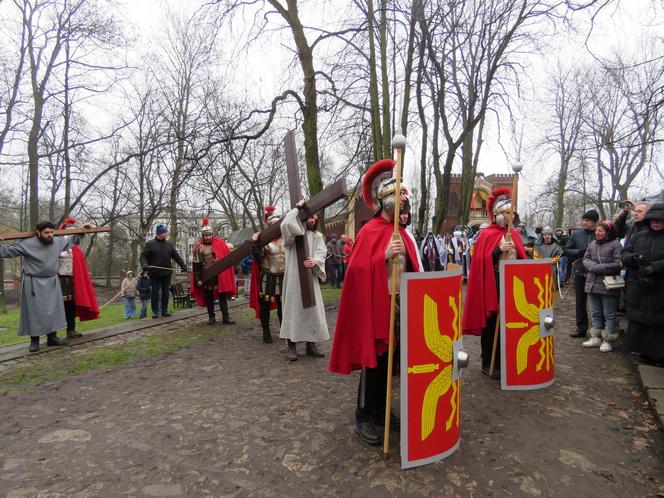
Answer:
[
  {"xmin": 564, "ymin": 228, "xmax": 595, "ymax": 276},
  {"xmin": 582, "ymin": 239, "xmax": 622, "ymax": 295},
  {"xmin": 0, "ymin": 235, "xmax": 79, "ymax": 336}
]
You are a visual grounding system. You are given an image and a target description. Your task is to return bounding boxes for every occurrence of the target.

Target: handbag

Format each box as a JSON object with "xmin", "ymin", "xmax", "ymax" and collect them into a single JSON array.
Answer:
[{"xmin": 596, "ymin": 245, "xmax": 625, "ymax": 290}]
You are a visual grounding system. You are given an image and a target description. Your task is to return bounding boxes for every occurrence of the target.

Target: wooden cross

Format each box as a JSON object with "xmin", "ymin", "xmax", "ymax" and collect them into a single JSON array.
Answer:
[
  {"xmin": 0, "ymin": 226, "xmax": 111, "ymax": 241},
  {"xmin": 200, "ymin": 179, "xmax": 347, "ymax": 283},
  {"xmin": 284, "ymin": 130, "xmax": 316, "ymax": 308}
]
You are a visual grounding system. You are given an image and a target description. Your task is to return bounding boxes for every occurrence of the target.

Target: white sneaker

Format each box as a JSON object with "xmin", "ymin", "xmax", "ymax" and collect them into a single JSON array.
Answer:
[
  {"xmin": 583, "ymin": 337, "xmax": 602, "ymax": 348},
  {"xmin": 599, "ymin": 341, "xmax": 612, "ymax": 353}
]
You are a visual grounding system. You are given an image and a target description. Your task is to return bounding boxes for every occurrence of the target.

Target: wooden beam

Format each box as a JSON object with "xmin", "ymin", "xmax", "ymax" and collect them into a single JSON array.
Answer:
[{"xmin": 0, "ymin": 226, "xmax": 111, "ymax": 241}]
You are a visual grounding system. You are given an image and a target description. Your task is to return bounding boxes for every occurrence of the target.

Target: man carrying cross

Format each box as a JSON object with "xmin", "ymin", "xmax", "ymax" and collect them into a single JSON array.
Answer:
[{"xmin": 0, "ymin": 220, "xmax": 92, "ymax": 352}]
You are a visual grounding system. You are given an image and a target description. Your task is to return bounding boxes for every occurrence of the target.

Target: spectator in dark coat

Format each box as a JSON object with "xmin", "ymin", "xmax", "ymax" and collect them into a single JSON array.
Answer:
[
  {"xmin": 139, "ymin": 224, "xmax": 187, "ymax": 318},
  {"xmin": 615, "ymin": 201, "xmax": 650, "ymax": 242},
  {"xmin": 622, "ymin": 203, "xmax": 664, "ymax": 364},
  {"xmin": 555, "ymin": 228, "xmax": 570, "ymax": 284},
  {"xmin": 564, "ymin": 209, "xmax": 599, "ymax": 338},
  {"xmin": 581, "ymin": 221, "xmax": 622, "ymax": 352}
]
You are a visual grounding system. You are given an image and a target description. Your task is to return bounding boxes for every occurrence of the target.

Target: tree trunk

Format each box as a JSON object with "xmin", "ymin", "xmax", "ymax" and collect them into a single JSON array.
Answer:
[
  {"xmin": 0, "ymin": 259, "xmax": 6, "ymax": 314},
  {"xmin": 379, "ymin": 0, "xmax": 391, "ymax": 159},
  {"xmin": 366, "ymin": 0, "xmax": 383, "ymax": 160}
]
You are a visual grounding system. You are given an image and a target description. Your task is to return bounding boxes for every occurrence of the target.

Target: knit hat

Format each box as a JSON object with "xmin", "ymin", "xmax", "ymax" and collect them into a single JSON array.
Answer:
[
  {"xmin": 156, "ymin": 224, "xmax": 168, "ymax": 235},
  {"xmin": 581, "ymin": 209, "xmax": 599, "ymax": 222}
]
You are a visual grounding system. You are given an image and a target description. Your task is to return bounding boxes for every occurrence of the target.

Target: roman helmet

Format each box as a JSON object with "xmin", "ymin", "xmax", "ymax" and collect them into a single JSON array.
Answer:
[
  {"xmin": 486, "ymin": 187, "xmax": 513, "ymax": 227},
  {"xmin": 361, "ymin": 158, "xmax": 409, "ymax": 215},
  {"xmin": 59, "ymin": 217, "xmax": 78, "ymax": 230},
  {"xmin": 263, "ymin": 205, "xmax": 280, "ymax": 226},
  {"xmin": 201, "ymin": 216, "xmax": 214, "ymax": 235}
]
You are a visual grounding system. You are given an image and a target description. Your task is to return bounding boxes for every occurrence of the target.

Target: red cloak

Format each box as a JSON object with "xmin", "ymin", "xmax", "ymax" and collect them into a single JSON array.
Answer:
[
  {"xmin": 190, "ymin": 237, "xmax": 236, "ymax": 307},
  {"xmin": 71, "ymin": 245, "xmax": 99, "ymax": 321},
  {"xmin": 329, "ymin": 216, "xmax": 421, "ymax": 375},
  {"xmin": 462, "ymin": 223, "xmax": 526, "ymax": 336}
]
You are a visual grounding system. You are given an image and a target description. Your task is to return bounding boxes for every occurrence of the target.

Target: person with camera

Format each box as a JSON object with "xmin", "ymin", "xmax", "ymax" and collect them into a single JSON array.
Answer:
[
  {"xmin": 621, "ymin": 203, "xmax": 664, "ymax": 364},
  {"xmin": 615, "ymin": 200, "xmax": 650, "ymax": 242},
  {"xmin": 581, "ymin": 220, "xmax": 623, "ymax": 352}
]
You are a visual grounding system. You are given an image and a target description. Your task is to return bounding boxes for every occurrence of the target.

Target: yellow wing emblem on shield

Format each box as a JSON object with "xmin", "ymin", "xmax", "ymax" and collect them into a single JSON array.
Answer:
[{"xmin": 421, "ymin": 365, "xmax": 453, "ymax": 440}]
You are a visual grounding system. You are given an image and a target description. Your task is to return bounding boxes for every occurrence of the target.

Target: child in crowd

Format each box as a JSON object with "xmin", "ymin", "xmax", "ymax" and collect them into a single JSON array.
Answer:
[{"xmin": 136, "ymin": 270, "xmax": 151, "ymax": 319}]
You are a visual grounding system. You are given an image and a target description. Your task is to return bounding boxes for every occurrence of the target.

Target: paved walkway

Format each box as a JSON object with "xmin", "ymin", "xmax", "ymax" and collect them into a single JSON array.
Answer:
[{"xmin": 0, "ymin": 293, "xmax": 662, "ymax": 497}]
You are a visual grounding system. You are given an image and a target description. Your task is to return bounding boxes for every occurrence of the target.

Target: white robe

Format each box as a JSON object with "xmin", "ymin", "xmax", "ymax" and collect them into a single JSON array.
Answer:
[{"xmin": 279, "ymin": 209, "xmax": 329, "ymax": 343}]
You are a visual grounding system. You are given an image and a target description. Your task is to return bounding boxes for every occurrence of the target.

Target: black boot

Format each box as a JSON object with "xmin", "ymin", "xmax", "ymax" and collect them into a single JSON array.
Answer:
[
  {"xmin": 29, "ymin": 336, "xmax": 40, "ymax": 353},
  {"xmin": 306, "ymin": 342, "xmax": 324, "ymax": 358},
  {"xmin": 355, "ymin": 419, "xmax": 382, "ymax": 446},
  {"xmin": 219, "ymin": 297, "xmax": 235, "ymax": 324},
  {"xmin": 287, "ymin": 340, "xmax": 298, "ymax": 362},
  {"xmin": 207, "ymin": 315, "xmax": 216, "ymax": 325},
  {"xmin": 262, "ymin": 327, "xmax": 273, "ymax": 343},
  {"xmin": 46, "ymin": 333, "xmax": 68, "ymax": 347}
]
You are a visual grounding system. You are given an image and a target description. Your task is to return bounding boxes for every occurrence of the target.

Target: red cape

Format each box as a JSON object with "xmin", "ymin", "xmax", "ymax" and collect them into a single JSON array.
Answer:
[
  {"xmin": 190, "ymin": 237, "xmax": 236, "ymax": 307},
  {"xmin": 249, "ymin": 246, "xmax": 278, "ymax": 319},
  {"xmin": 462, "ymin": 224, "xmax": 526, "ymax": 336},
  {"xmin": 72, "ymin": 245, "xmax": 99, "ymax": 321},
  {"xmin": 329, "ymin": 216, "xmax": 420, "ymax": 375}
]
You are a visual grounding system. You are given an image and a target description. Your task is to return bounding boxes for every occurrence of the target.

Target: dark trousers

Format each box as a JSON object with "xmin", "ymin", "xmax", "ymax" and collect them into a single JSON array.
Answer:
[
  {"xmin": 480, "ymin": 312, "xmax": 500, "ymax": 368},
  {"xmin": 574, "ymin": 274, "xmax": 589, "ymax": 334},
  {"xmin": 150, "ymin": 275, "xmax": 171, "ymax": 316},
  {"xmin": 204, "ymin": 289, "xmax": 230, "ymax": 321},
  {"xmin": 330, "ymin": 263, "xmax": 342, "ymax": 288},
  {"xmin": 259, "ymin": 297, "xmax": 282, "ymax": 332},
  {"xmin": 356, "ymin": 351, "xmax": 389, "ymax": 422},
  {"xmin": 64, "ymin": 299, "xmax": 76, "ymax": 332}
]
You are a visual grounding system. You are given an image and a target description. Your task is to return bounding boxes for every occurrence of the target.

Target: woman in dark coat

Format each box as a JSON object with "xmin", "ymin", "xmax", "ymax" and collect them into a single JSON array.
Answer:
[
  {"xmin": 622, "ymin": 203, "xmax": 664, "ymax": 363},
  {"xmin": 582, "ymin": 220, "xmax": 622, "ymax": 352}
]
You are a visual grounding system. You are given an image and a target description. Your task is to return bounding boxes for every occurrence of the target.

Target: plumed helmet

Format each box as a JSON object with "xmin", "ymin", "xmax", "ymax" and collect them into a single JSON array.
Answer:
[
  {"xmin": 59, "ymin": 217, "xmax": 78, "ymax": 230},
  {"xmin": 201, "ymin": 216, "xmax": 213, "ymax": 234},
  {"xmin": 487, "ymin": 187, "xmax": 513, "ymax": 223},
  {"xmin": 263, "ymin": 205, "xmax": 280, "ymax": 225},
  {"xmin": 361, "ymin": 158, "xmax": 409, "ymax": 213}
]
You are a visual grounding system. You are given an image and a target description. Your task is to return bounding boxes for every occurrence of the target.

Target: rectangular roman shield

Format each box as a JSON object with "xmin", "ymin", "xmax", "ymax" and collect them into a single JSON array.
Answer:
[
  {"xmin": 500, "ymin": 259, "xmax": 556, "ymax": 391},
  {"xmin": 400, "ymin": 269, "xmax": 464, "ymax": 469}
]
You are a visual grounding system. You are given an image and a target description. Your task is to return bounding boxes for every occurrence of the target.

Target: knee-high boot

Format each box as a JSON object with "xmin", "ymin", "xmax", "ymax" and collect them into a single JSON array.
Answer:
[{"xmin": 260, "ymin": 302, "xmax": 272, "ymax": 343}]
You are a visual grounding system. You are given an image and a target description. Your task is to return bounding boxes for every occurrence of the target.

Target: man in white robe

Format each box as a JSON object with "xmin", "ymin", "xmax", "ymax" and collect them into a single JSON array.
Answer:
[{"xmin": 279, "ymin": 201, "xmax": 329, "ymax": 362}]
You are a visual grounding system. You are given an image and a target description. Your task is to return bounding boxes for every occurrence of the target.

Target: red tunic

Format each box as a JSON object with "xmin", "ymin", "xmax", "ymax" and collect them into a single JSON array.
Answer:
[
  {"xmin": 190, "ymin": 237, "xmax": 236, "ymax": 307},
  {"xmin": 71, "ymin": 245, "xmax": 99, "ymax": 321},
  {"xmin": 329, "ymin": 216, "xmax": 421, "ymax": 375},
  {"xmin": 462, "ymin": 223, "xmax": 526, "ymax": 336}
]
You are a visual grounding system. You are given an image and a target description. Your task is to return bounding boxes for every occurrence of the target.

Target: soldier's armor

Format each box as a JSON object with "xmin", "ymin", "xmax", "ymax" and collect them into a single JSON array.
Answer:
[
  {"xmin": 259, "ymin": 239, "xmax": 285, "ymax": 300},
  {"xmin": 58, "ymin": 249, "xmax": 74, "ymax": 301},
  {"xmin": 261, "ymin": 240, "xmax": 285, "ymax": 274}
]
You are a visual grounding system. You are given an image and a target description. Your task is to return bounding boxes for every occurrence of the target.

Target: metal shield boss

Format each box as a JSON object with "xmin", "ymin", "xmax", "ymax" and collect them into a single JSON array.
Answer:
[
  {"xmin": 400, "ymin": 269, "xmax": 467, "ymax": 469},
  {"xmin": 500, "ymin": 260, "xmax": 556, "ymax": 390}
]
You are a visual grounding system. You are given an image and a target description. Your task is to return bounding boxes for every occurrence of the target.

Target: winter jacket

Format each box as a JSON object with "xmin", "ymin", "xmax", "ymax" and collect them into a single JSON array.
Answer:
[
  {"xmin": 621, "ymin": 227, "xmax": 664, "ymax": 326},
  {"xmin": 136, "ymin": 276, "xmax": 151, "ymax": 300},
  {"xmin": 582, "ymin": 239, "xmax": 622, "ymax": 295},
  {"xmin": 120, "ymin": 277, "xmax": 138, "ymax": 298},
  {"xmin": 615, "ymin": 211, "xmax": 648, "ymax": 241},
  {"xmin": 564, "ymin": 228, "xmax": 596, "ymax": 277},
  {"xmin": 139, "ymin": 237, "xmax": 187, "ymax": 277}
]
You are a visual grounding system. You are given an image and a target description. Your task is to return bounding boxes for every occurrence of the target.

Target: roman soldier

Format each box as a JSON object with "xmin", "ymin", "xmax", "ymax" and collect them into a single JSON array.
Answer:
[
  {"xmin": 329, "ymin": 159, "xmax": 421, "ymax": 446},
  {"xmin": 58, "ymin": 217, "xmax": 100, "ymax": 339},
  {"xmin": 462, "ymin": 187, "xmax": 526, "ymax": 378},
  {"xmin": 191, "ymin": 217, "xmax": 236, "ymax": 325},
  {"xmin": 249, "ymin": 206, "xmax": 285, "ymax": 343}
]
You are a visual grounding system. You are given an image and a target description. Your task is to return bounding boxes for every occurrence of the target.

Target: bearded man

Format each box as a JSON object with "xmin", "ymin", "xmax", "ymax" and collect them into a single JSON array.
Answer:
[
  {"xmin": 0, "ymin": 220, "xmax": 91, "ymax": 352},
  {"xmin": 279, "ymin": 201, "xmax": 329, "ymax": 362},
  {"xmin": 329, "ymin": 159, "xmax": 421, "ymax": 446},
  {"xmin": 191, "ymin": 217, "xmax": 236, "ymax": 325}
]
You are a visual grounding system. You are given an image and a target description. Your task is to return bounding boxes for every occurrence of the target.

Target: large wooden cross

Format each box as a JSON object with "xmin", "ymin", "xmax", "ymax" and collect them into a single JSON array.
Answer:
[
  {"xmin": 284, "ymin": 130, "xmax": 316, "ymax": 308},
  {"xmin": 201, "ymin": 179, "xmax": 347, "ymax": 284}
]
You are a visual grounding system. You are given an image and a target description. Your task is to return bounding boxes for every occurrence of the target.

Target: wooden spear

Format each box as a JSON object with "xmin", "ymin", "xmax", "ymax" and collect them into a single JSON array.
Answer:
[
  {"xmin": 383, "ymin": 131, "xmax": 407, "ymax": 459},
  {"xmin": 489, "ymin": 162, "xmax": 522, "ymax": 378}
]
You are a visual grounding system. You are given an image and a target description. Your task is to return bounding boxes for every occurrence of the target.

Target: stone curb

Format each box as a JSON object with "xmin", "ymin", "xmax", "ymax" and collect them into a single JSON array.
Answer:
[{"xmin": 636, "ymin": 362, "xmax": 664, "ymax": 430}]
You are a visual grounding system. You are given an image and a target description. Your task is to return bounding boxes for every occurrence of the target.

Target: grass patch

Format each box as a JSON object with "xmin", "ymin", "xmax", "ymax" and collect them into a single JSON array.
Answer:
[
  {"xmin": 0, "ymin": 299, "xmax": 177, "ymax": 347},
  {"xmin": 0, "ymin": 321, "xmax": 223, "ymax": 392}
]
